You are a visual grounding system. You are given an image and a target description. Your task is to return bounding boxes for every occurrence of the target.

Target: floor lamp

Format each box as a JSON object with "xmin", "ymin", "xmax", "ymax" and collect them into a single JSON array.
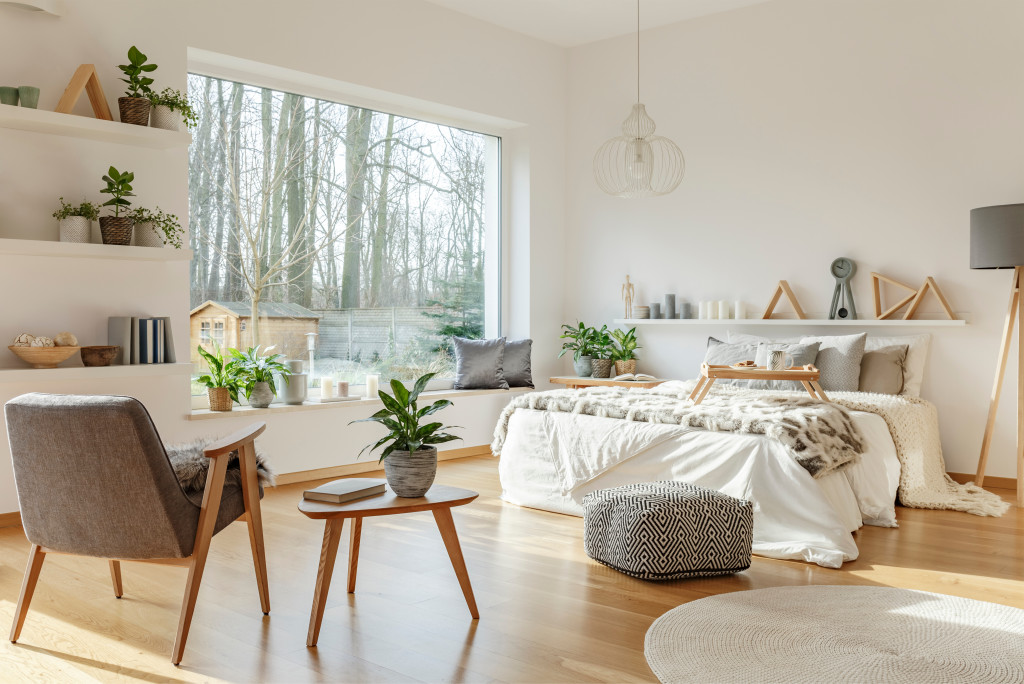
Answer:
[{"xmin": 972, "ymin": 203, "xmax": 1024, "ymax": 507}]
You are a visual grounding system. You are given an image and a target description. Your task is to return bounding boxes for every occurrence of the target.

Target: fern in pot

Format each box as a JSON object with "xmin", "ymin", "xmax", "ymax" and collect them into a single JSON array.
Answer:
[
  {"xmin": 610, "ymin": 327, "xmax": 641, "ymax": 376},
  {"xmin": 52, "ymin": 197, "xmax": 99, "ymax": 244},
  {"xmin": 352, "ymin": 372, "xmax": 461, "ymax": 497},
  {"xmin": 230, "ymin": 346, "xmax": 290, "ymax": 409}
]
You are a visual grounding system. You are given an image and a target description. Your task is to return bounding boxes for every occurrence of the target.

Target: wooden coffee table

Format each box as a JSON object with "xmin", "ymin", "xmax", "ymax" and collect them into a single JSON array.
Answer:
[
  {"xmin": 298, "ymin": 483, "xmax": 479, "ymax": 647},
  {"xmin": 690, "ymin": 363, "xmax": 830, "ymax": 405},
  {"xmin": 550, "ymin": 376, "xmax": 666, "ymax": 390}
]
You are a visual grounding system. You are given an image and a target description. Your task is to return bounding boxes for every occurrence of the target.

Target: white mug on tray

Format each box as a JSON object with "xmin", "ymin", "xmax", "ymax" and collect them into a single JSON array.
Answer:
[{"xmin": 767, "ymin": 350, "xmax": 794, "ymax": 371}]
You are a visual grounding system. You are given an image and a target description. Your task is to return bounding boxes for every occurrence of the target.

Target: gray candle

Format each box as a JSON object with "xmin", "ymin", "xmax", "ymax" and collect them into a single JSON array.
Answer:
[
  {"xmin": 663, "ymin": 294, "xmax": 676, "ymax": 320},
  {"xmin": 679, "ymin": 302, "xmax": 693, "ymax": 319},
  {"xmin": 650, "ymin": 302, "xmax": 662, "ymax": 319}
]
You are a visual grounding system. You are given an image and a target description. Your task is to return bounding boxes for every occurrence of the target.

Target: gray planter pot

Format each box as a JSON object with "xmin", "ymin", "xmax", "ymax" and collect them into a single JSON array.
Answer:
[
  {"xmin": 384, "ymin": 447, "xmax": 438, "ymax": 497},
  {"xmin": 573, "ymin": 355, "xmax": 593, "ymax": 377},
  {"xmin": 150, "ymin": 104, "xmax": 182, "ymax": 131},
  {"xmin": 249, "ymin": 381, "xmax": 274, "ymax": 408},
  {"xmin": 282, "ymin": 373, "xmax": 307, "ymax": 405}
]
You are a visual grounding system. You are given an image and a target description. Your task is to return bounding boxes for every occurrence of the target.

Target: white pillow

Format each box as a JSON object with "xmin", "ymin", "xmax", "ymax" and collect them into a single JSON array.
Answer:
[{"xmin": 866, "ymin": 334, "xmax": 931, "ymax": 397}]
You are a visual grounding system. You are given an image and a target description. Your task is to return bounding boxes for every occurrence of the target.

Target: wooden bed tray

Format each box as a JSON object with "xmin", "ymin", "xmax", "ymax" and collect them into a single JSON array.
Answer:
[{"xmin": 690, "ymin": 363, "xmax": 829, "ymax": 405}]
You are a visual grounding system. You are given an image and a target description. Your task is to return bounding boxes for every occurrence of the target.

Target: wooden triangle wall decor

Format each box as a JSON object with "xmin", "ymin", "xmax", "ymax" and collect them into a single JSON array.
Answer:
[
  {"xmin": 904, "ymin": 276, "xmax": 957, "ymax": 320},
  {"xmin": 761, "ymin": 280, "xmax": 807, "ymax": 319},
  {"xmin": 871, "ymin": 272, "xmax": 918, "ymax": 319},
  {"xmin": 54, "ymin": 64, "xmax": 113, "ymax": 121}
]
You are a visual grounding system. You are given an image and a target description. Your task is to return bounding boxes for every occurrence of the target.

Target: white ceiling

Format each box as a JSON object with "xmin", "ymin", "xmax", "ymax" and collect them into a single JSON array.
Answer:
[{"xmin": 420, "ymin": 0, "xmax": 774, "ymax": 47}]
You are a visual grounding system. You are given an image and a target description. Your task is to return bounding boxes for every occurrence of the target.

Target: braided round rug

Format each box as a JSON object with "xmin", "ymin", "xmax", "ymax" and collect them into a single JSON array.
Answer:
[{"xmin": 645, "ymin": 586, "xmax": 1024, "ymax": 684}]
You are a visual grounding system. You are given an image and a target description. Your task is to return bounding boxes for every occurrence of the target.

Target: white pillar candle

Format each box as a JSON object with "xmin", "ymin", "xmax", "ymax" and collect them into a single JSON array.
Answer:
[
  {"xmin": 320, "ymin": 378, "xmax": 334, "ymax": 399},
  {"xmin": 718, "ymin": 301, "xmax": 730, "ymax": 319},
  {"xmin": 734, "ymin": 301, "xmax": 746, "ymax": 319},
  {"xmin": 698, "ymin": 301, "xmax": 706, "ymax": 319},
  {"xmin": 365, "ymin": 374, "xmax": 380, "ymax": 398},
  {"xmin": 708, "ymin": 301, "xmax": 718, "ymax": 320}
]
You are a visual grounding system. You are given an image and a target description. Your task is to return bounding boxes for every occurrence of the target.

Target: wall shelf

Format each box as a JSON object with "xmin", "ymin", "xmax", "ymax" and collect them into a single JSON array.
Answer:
[
  {"xmin": 0, "ymin": 238, "xmax": 192, "ymax": 261},
  {"xmin": 614, "ymin": 317, "xmax": 968, "ymax": 328},
  {"xmin": 0, "ymin": 105, "xmax": 192, "ymax": 149},
  {"xmin": 0, "ymin": 362, "xmax": 193, "ymax": 383}
]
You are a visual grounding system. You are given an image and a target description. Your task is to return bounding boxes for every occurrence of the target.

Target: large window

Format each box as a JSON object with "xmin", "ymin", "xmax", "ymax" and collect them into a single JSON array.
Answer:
[{"xmin": 187, "ymin": 74, "xmax": 500, "ymax": 396}]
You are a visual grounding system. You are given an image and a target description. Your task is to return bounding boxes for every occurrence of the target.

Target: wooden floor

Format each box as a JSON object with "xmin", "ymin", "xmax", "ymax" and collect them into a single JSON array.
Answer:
[{"xmin": 0, "ymin": 456, "xmax": 1021, "ymax": 683}]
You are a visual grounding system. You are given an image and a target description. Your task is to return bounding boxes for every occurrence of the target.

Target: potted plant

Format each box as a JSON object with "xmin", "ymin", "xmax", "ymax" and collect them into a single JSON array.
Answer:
[
  {"xmin": 558, "ymin": 322, "xmax": 597, "ymax": 377},
  {"xmin": 148, "ymin": 87, "xmax": 197, "ymax": 131},
  {"xmin": 52, "ymin": 197, "xmax": 99, "ymax": 244},
  {"xmin": 590, "ymin": 325, "xmax": 615, "ymax": 378},
  {"xmin": 611, "ymin": 327, "xmax": 642, "ymax": 376},
  {"xmin": 98, "ymin": 166, "xmax": 135, "ymax": 245},
  {"xmin": 351, "ymin": 372, "xmax": 461, "ymax": 497},
  {"xmin": 229, "ymin": 346, "xmax": 290, "ymax": 409},
  {"xmin": 197, "ymin": 343, "xmax": 242, "ymax": 412},
  {"xmin": 117, "ymin": 45, "xmax": 157, "ymax": 125},
  {"xmin": 131, "ymin": 206, "xmax": 184, "ymax": 248}
]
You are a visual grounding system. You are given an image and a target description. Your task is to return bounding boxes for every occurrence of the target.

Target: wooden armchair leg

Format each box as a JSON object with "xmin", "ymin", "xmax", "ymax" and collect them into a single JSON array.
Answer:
[
  {"xmin": 239, "ymin": 442, "xmax": 270, "ymax": 615},
  {"xmin": 109, "ymin": 560, "xmax": 123, "ymax": 598},
  {"xmin": 10, "ymin": 544, "xmax": 45, "ymax": 642}
]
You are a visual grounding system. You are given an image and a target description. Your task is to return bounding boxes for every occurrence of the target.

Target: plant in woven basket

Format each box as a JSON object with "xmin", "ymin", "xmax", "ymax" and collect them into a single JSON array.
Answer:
[
  {"xmin": 130, "ymin": 206, "xmax": 184, "ymax": 248},
  {"xmin": 197, "ymin": 343, "xmax": 243, "ymax": 411},
  {"xmin": 589, "ymin": 325, "xmax": 615, "ymax": 378},
  {"xmin": 98, "ymin": 166, "xmax": 135, "ymax": 245},
  {"xmin": 52, "ymin": 197, "xmax": 100, "ymax": 221},
  {"xmin": 117, "ymin": 46, "xmax": 156, "ymax": 125},
  {"xmin": 610, "ymin": 327, "xmax": 641, "ymax": 375},
  {"xmin": 148, "ymin": 87, "xmax": 197, "ymax": 130}
]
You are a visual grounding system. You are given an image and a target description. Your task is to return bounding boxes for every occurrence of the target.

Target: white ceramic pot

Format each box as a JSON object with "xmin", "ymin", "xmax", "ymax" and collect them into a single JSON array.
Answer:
[
  {"xmin": 59, "ymin": 216, "xmax": 92, "ymax": 243},
  {"xmin": 134, "ymin": 221, "xmax": 165, "ymax": 248},
  {"xmin": 150, "ymin": 104, "xmax": 182, "ymax": 131}
]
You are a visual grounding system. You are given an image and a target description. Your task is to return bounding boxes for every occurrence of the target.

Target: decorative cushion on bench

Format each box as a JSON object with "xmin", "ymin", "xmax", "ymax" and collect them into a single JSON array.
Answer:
[{"xmin": 582, "ymin": 481, "xmax": 754, "ymax": 580}]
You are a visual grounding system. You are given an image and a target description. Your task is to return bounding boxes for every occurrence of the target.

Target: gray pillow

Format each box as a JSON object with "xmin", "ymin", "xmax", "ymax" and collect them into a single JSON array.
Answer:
[
  {"xmin": 859, "ymin": 345, "xmax": 908, "ymax": 395},
  {"xmin": 703, "ymin": 337, "xmax": 758, "ymax": 386},
  {"xmin": 753, "ymin": 341, "xmax": 821, "ymax": 391},
  {"xmin": 453, "ymin": 337, "xmax": 509, "ymax": 390},
  {"xmin": 799, "ymin": 333, "xmax": 867, "ymax": 392},
  {"xmin": 503, "ymin": 339, "xmax": 534, "ymax": 388}
]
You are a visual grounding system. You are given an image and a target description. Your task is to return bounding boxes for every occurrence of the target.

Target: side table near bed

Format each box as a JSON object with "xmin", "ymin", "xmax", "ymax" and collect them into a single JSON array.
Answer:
[{"xmin": 550, "ymin": 376, "xmax": 667, "ymax": 390}]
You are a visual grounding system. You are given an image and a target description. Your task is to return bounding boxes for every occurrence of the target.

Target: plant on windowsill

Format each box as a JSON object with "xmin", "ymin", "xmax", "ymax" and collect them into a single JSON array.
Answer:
[
  {"xmin": 52, "ymin": 197, "xmax": 100, "ymax": 244},
  {"xmin": 98, "ymin": 166, "xmax": 135, "ymax": 246},
  {"xmin": 130, "ymin": 206, "xmax": 184, "ymax": 249},
  {"xmin": 148, "ymin": 87, "xmax": 197, "ymax": 131},
  {"xmin": 558, "ymin": 322, "xmax": 597, "ymax": 378},
  {"xmin": 589, "ymin": 325, "xmax": 615, "ymax": 379},
  {"xmin": 197, "ymin": 343, "xmax": 243, "ymax": 412},
  {"xmin": 229, "ymin": 346, "xmax": 291, "ymax": 409},
  {"xmin": 610, "ymin": 327, "xmax": 641, "ymax": 376},
  {"xmin": 351, "ymin": 372, "xmax": 461, "ymax": 497},
  {"xmin": 117, "ymin": 45, "xmax": 157, "ymax": 126}
]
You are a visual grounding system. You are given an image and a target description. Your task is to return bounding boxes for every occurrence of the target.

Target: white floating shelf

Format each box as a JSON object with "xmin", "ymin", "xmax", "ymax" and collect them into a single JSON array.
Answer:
[
  {"xmin": 0, "ymin": 362, "xmax": 193, "ymax": 383},
  {"xmin": 0, "ymin": 105, "xmax": 191, "ymax": 149},
  {"xmin": 0, "ymin": 238, "xmax": 192, "ymax": 262},
  {"xmin": 614, "ymin": 317, "xmax": 967, "ymax": 328}
]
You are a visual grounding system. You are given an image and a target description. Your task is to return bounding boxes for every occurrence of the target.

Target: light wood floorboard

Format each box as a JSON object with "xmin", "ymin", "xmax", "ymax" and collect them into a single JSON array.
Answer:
[{"xmin": 0, "ymin": 455, "xmax": 1021, "ymax": 682}]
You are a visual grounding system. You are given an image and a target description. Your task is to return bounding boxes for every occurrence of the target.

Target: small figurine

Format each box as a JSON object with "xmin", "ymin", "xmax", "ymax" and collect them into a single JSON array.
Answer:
[{"xmin": 622, "ymin": 275, "xmax": 636, "ymax": 319}]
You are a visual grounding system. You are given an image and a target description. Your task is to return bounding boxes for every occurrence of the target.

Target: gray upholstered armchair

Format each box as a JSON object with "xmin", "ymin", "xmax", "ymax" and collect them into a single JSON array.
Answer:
[{"xmin": 4, "ymin": 393, "xmax": 270, "ymax": 665}]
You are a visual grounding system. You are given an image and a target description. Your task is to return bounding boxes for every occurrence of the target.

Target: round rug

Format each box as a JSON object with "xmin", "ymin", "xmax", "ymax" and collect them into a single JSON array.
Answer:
[{"xmin": 644, "ymin": 586, "xmax": 1024, "ymax": 683}]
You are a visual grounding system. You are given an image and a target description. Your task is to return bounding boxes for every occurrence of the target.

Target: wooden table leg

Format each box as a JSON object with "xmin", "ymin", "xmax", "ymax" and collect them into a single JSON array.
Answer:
[
  {"xmin": 688, "ymin": 376, "xmax": 706, "ymax": 401},
  {"xmin": 347, "ymin": 517, "xmax": 362, "ymax": 594},
  {"xmin": 109, "ymin": 560, "xmax": 122, "ymax": 598},
  {"xmin": 800, "ymin": 380, "xmax": 816, "ymax": 399},
  {"xmin": 692, "ymin": 378, "xmax": 715, "ymax": 406},
  {"xmin": 810, "ymin": 381, "xmax": 830, "ymax": 402},
  {"xmin": 432, "ymin": 507, "xmax": 479, "ymax": 619},
  {"xmin": 307, "ymin": 518, "xmax": 343, "ymax": 647}
]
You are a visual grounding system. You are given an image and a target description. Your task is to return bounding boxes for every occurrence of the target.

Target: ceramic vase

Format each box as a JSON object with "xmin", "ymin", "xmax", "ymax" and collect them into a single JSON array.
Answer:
[
  {"xmin": 18, "ymin": 86, "xmax": 39, "ymax": 109},
  {"xmin": 59, "ymin": 216, "xmax": 91, "ymax": 243},
  {"xmin": 134, "ymin": 221, "xmax": 165, "ymax": 247},
  {"xmin": 384, "ymin": 447, "xmax": 438, "ymax": 497},
  {"xmin": 0, "ymin": 87, "xmax": 18, "ymax": 106},
  {"xmin": 573, "ymin": 355, "xmax": 593, "ymax": 377},
  {"xmin": 283, "ymin": 372, "xmax": 308, "ymax": 405},
  {"xmin": 150, "ymin": 104, "xmax": 182, "ymax": 131},
  {"xmin": 248, "ymin": 381, "xmax": 274, "ymax": 409},
  {"xmin": 591, "ymin": 358, "xmax": 613, "ymax": 378}
]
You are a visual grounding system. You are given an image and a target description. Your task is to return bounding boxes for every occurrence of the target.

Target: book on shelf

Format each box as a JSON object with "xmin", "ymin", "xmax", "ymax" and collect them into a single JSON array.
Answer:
[
  {"xmin": 108, "ymin": 315, "xmax": 177, "ymax": 365},
  {"xmin": 303, "ymin": 478, "xmax": 386, "ymax": 504},
  {"xmin": 612, "ymin": 373, "xmax": 658, "ymax": 382}
]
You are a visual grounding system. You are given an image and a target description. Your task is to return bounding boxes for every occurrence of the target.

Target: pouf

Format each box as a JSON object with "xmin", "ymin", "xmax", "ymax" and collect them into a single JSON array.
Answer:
[{"xmin": 582, "ymin": 481, "xmax": 753, "ymax": 580}]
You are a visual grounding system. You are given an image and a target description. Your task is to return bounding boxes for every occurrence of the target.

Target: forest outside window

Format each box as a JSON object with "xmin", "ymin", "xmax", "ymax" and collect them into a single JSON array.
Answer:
[{"xmin": 187, "ymin": 73, "xmax": 500, "ymax": 398}]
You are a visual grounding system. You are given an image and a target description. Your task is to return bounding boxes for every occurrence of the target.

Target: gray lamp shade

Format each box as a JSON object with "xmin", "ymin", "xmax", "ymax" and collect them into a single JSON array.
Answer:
[{"xmin": 971, "ymin": 204, "xmax": 1024, "ymax": 269}]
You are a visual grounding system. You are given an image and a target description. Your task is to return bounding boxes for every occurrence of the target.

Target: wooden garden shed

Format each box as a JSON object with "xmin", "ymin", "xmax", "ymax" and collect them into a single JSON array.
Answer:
[{"xmin": 189, "ymin": 300, "xmax": 321, "ymax": 363}]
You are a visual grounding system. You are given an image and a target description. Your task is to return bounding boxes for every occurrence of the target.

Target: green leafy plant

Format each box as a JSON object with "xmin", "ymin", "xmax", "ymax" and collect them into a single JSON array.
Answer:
[
  {"xmin": 196, "ymin": 343, "xmax": 243, "ymax": 404},
  {"xmin": 100, "ymin": 166, "xmax": 135, "ymax": 217},
  {"xmin": 558, "ymin": 322, "xmax": 597, "ymax": 362},
  {"xmin": 351, "ymin": 372, "xmax": 461, "ymax": 462},
  {"xmin": 118, "ymin": 45, "xmax": 157, "ymax": 98},
  {"xmin": 148, "ymin": 87, "xmax": 198, "ymax": 130},
  {"xmin": 228, "ymin": 346, "xmax": 291, "ymax": 401},
  {"xmin": 590, "ymin": 325, "xmax": 615, "ymax": 360},
  {"xmin": 131, "ymin": 206, "xmax": 184, "ymax": 248},
  {"xmin": 52, "ymin": 197, "xmax": 99, "ymax": 221},
  {"xmin": 610, "ymin": 327, "xmax": 641, "ymax": 361}
]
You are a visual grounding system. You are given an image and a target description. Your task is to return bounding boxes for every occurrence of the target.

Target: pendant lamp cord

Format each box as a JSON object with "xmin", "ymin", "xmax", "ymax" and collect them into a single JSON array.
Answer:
[{"xmin": 636, "ymin": 0, "xmax": 640, "ymax": 103}]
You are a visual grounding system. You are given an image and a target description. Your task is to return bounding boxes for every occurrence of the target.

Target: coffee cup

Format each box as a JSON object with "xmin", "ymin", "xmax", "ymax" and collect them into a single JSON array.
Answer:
[{"xmin": 767, "ymin": 349, "xmax": 794, "ymax": 371}]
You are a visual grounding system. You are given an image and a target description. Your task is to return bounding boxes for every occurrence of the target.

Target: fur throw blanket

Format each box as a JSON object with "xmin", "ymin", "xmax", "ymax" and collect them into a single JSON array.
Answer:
[
  {"xmin": 165, "ymin": 438, "xmax": 275, "ymax": 496},
  {"xmin": 492, "ymin": 383, "xmax": 864, "ymax": 479}
]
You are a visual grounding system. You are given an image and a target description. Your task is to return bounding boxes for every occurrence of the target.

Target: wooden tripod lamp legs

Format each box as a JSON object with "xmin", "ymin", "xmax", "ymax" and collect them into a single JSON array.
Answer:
[{"xmin": 975, "ymin": 266, "xmax": 1024, "ymax": 507}]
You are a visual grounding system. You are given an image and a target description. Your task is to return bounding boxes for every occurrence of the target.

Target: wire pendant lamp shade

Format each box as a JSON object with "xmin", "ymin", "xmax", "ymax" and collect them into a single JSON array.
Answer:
[{"xmin": 594, "ymin": 1, "xmax": 685, "ymax": 198}]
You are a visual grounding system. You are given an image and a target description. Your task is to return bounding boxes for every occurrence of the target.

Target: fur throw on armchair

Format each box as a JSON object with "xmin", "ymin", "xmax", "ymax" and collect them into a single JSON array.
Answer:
[{"xmin": 165, "ymin": 438, "xmax": 275, "ymax": 496}]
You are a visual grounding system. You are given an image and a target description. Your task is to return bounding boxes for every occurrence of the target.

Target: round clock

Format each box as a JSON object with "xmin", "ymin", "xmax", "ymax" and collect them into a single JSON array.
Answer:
[
  {"xmin": 830, "ymin": 257, "xmax": 855, "ymax": 280},
  {"xmin": 829, "ymin": 257, "xmax": 858, "ymax": 320}
]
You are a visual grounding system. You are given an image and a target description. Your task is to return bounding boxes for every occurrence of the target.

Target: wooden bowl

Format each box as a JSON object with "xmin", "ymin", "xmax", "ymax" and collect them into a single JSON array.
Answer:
[
  {"xmin": 81, "ymin": 345, "xmax": 120, "ymax": 367},
  {"xmin": 8, "ymin": 345, "xmax": 81, "ymax": 369}
]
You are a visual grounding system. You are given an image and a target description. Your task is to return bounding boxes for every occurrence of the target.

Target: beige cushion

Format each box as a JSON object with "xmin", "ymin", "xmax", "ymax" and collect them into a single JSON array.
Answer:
[{"xmin": 859, "ymin": 345, "xmax": 908, "ymax": 395}]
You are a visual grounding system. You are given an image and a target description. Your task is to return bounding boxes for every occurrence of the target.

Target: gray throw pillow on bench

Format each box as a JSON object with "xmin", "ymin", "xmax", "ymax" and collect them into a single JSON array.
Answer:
[
  {"xmin": 503, "ymin": 338, "xmax": 534, "ymax": 388},
  {"xmin": 453, "ymin": 337, "xmax": 509, "ymax": 390}
]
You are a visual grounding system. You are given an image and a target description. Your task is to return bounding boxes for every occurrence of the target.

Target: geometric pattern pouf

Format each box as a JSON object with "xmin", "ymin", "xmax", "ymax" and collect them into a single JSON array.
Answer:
[{"xmin": 582, "ymin": 481, "xmax": 754, "ymax": 580}]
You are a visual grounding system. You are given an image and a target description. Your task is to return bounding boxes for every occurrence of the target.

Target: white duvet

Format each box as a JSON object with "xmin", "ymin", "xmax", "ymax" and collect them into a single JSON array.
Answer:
[{"xmin": 497, "ymin": 408, "xmax": 901, "ymax": 569}]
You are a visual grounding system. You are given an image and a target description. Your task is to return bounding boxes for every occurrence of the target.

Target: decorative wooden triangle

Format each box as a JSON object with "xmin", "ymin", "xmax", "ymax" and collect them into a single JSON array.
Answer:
[
  {"xmin": 871, "ymin": 272, "xmax": 919, "ymax": 319},
  {"xmin": 54, "ymin": 64, "xmax": 113, "ymax": 120},
  {"xmin": 761, "ymin": 280, "xmax": 807, "ymax": 319},
  {"xmin": 904, "ymin": 276, "xmax": 957, "ymax": 320}
]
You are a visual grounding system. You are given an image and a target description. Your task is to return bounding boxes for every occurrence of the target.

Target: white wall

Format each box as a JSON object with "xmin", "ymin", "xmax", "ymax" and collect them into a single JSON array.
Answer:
[
  {"xmin": 0, "ymin": 0, "xmax": 567, "ymax": 513},
  {"xmin": 564, "ymin": 0, "xmax": 1024, "ymax": 477}
]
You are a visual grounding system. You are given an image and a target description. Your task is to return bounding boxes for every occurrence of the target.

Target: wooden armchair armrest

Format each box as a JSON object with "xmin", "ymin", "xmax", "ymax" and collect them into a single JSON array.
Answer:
[{"xmin": 203, "ymin": 422, "xmax": 267, "ymax": 458}]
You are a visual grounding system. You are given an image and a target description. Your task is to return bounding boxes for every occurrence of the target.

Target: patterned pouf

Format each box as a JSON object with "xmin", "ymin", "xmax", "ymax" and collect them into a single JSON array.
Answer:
[{"xmin": 582, "ymin": 481, "xmax": 754, "ymax": 580}]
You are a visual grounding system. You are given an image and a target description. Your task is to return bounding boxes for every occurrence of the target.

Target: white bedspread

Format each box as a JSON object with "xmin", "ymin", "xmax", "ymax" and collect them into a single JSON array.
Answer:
[{"xmin": 498, "ymin": 408, "xmax": 900, "ymax": 569}]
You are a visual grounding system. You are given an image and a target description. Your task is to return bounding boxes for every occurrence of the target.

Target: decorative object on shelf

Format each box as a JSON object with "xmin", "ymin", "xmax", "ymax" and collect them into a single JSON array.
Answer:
[
  {"xmin": 970, "ymin": 202, "xmax": 1024, "ymax": 505},
  {"xmin": 622, "ymin": 275, "xmax": 635, "ymax": 319},
  {"xmin": 131, "ymin": 206, "xmax": 183, "ymax": 248},
  {"xmin": 337, "ymin": 380, "xmax": 349, "ymax": 397},
  {"xmin": 30, "ymin": 335, "xmax": 54, "ymax": 347},
  {"xmin": 81, "ymin": 345, "xmax": 119, "ymax": 367},
  {"xmin": 351, "ymin": 372, "xmax": 461, "ymax": 497},
  {"xmin": 53, "ymin": 331, "xmax": 77, "ymax": 346},
  {"xmin": 649, "ymin": 302, "xmax": 661, "ymax": 319},
  {"xmin": 871, "ymin": 272, "xmax": 919, "ymax": 319},
  {"xmin": 52, "ymin": 197, "xmax": 99, "ymax": 243},
  {"xmin": 98, "ymin": 165, "xmax": 135, "ymax": 245},
  {"xmin": 117, "ymin": 46, "xmax": 156, "ymax": 126},
  {"xmin": 320, "ymin": 378, "xmax": 334, "ymax": 400},
  {"xmin": 17, "ymin": 86, "xmax": 39, "ymax": 109},
  {"xmin": 54, "ymin": 64, "xmax": 113, "ymax": 120},
  {"xmin": 282, "ymin": 359, "xmax": 307, "ymax": 405},
  {"xmin": 559, "ymin": 321, "xmax": 597, "ymax": 377},
  {"xmin": 11, "ymin": 333, "xmax": 35, "ymax": 346},
  {"xmin": 634, "ymin": 305, "xmax": 650, "ymax": 319},
  {"xmin": 594, "ymin": 0, "xmax": 684, "ymax": 198},
  {"xmin": 762, "ymin": 280, "xmax": 807, "ymax": 319},
  {"xmin": 590, "ymin": 325, "xmax": 615, "ymax": 378},
  {"xmin": 0, "ymin": 87, "xmax": 18, "ymax": 106},
  {"xmin": 679, "ymin": 302, "xmax": 693, "ymax": 319},
  {"xmin": 903, "ymin": 277, "xmax": 956, "ymax": 321},
  {"xmin": 230, "ymin": 345, "xmax": 290, "ymax": 409},
  {"xmin": 828, "ymin": 257, "xmax": 858, "ymax": 320},
  {"xmin": 196, "ymin": 343, "xmax": 242, "ymax": 412},
  {"xmin": 611, "ymin": 327, "xmax": 641, "ymax": 375},
  {"xmin": 8, "ymin": 344, "xmax": 80, "ymax": 369},
  {"xmin": 147, "ymin": 87, "xmax": 197, "ymax": 131},
  {"xmin": 663, "ymin": 294, "xmax": 676, "ymax": 320},
  {"xmin": 718, "ymin": 301, "xmax": 730, "ymax": 320}
]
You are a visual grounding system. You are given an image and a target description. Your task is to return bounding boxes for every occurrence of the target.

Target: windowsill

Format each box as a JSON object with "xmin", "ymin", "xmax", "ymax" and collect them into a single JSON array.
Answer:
[{"xmin": 188, "ymin": 386, "xmax": 533, "ymax": 420}]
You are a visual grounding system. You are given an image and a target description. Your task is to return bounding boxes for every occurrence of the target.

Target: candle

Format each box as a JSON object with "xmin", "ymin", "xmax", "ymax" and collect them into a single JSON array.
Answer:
[
  {"xmin": 698, "ymin": 301, "xmax": 706, "ymax": 319},
  {"xmin": 663, "ymin": 294, "xmax": 676, "ymax": 320},
  {"xmin": 708, "ymin": 301, "xmax": 718, "ymax": 320},
  {"xmin": 718, "ymin": 300, "xmax": 730, "ymax": 319},
  {"xmin": 337, "ymin": 381, "xmax": 349, "ymax": 397},
  {"xmin": 365, "ymin": 374, "xmax": 380, "ymax": 399},
  {"xmin": 680, "ymin": 302, "xmax": 693, "ymax": 319},
  {"xmin": 734, "ymin": 301, "xmax": 746, "ymax": 319},
  {"xmin": 320, "ymin": 378, "xmax": 334, "ymax": 400}
]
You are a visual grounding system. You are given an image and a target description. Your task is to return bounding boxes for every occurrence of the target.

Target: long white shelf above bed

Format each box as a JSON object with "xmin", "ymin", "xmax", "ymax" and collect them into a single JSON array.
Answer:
[{"xmin": 614, "ymin": 317, "xmax": 967, "ymax": 327}]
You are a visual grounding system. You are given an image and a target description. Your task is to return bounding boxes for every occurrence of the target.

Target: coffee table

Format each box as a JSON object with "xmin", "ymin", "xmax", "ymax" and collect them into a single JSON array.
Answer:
[
  {"xmin": 298, "ymin": 483, "xmax": 479, "ymax": 647},
  {"xmin": 690, "ymin": 363, "xmax": 830, "ymax": 405},
  {"xmin": 550, "ymin": 376, "xmax": 666, "ymax": 390}
]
